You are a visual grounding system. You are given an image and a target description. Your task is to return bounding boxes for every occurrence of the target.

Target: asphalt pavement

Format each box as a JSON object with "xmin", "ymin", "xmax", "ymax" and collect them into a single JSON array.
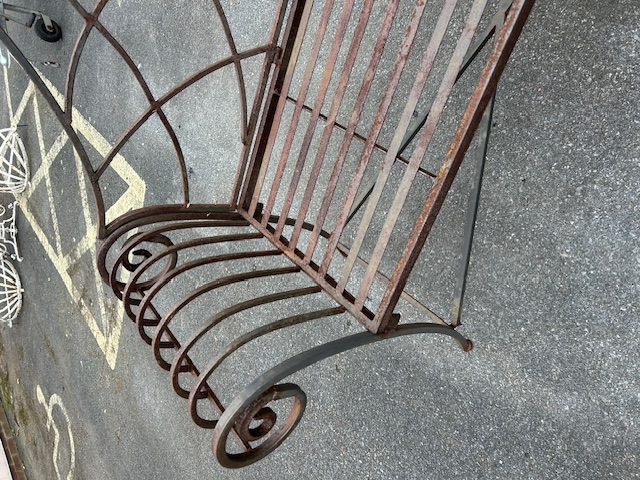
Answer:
[{"xmin": 0, "ymin": 1, "xmax": 638, "ymax": 479}]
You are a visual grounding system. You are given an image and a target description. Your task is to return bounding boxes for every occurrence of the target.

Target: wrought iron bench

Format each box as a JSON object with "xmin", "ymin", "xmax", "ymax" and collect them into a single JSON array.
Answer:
[{"xmin": 0, "ymin": 0, "xmax": 535, "ymax": 468}]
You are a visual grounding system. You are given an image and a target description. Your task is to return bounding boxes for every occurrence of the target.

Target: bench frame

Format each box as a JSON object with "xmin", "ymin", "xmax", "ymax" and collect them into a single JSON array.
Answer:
[{"xmin": 1, "ymin": 0, "xmax": 535, "ymax": 468}]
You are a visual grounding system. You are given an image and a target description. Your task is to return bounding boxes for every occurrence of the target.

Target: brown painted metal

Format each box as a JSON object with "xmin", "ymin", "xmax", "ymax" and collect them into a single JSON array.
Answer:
[{"xmin": 0, "ymin": 0, "xmax": 535, "ymax": 468}]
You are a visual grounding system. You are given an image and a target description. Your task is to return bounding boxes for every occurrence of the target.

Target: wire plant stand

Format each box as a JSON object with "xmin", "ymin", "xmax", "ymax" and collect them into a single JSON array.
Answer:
[
  {"xmin": 0, "ymin": 253, "xmax": 22, "ymax": 326},
  {"xmin": 0, "ymin": 0, "xmax": 535, "ymax": 468},
  {"xmin": 0, "ymin": 201, "xmax": 23, "ymax": 326},
  {"xmin": 0, "ymin": 202, "xmax": 21, "ymax": 261},
  {"xmin": 0, "ymin": 127, "xmax": 29, "ymax": 194}
]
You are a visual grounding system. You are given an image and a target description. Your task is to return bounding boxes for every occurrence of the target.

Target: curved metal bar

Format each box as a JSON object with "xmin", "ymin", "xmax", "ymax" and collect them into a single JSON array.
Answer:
[
  {"xmin": 104, "ymin": 204, "xmax": 243, "ymax": 233},
  {"xmin": 64, "ymin": 0, "xmax": 110, "ymax": 124},
  {"xmin": 210, "ymin": 322, "xmax": 472, "ymax": 468},
  {"xmin": 114, "ymin": 231, "xmax": 177, "ymax": 302},
  {"xmin": 117, "ymin": 229, "xmax": 263, "ymax": 311},
  {"xmin": 222, "ymin": 382, "xmax": 307, "ymax": 467},
  {"xmin": 107, "ymin": 223, "xmax": 245, "ymax": 299},
  {"xmin": 169, "ymin": 286, "xmax": 322, "ymax": 399},
  {"xmin": 94, "ymin": 44, "xmax": 273, "ymax": 180},
  {"xmin": 133, "ymin": 250, "xmax": 284, "ymax": 344},
  {"xmin": 97, "ymin": 204, "xmax": 247, "ymax": 286},
  {"xmin": 67, "ymin": 0, "xmax": 191, "ymax": 202},
  {"xmin": 106, "ymin": 210, "xmax": 328, "ymax": 301},
  {"xmin": 155, "ymin": 107, "xmax": 189, "ymax": 202},
  {"xmin": 211, "ymin": 0, "xmax": 248, "ymax": 142},
  {"xmin": 129, "ymin": 244, "xmax": 280, "ymax": 322},
  {"xmin": 187, "ymin": 306, "xmax": 345, "ymax": 428},
  {"xmin": 151, "ymin": 266, "xmax": 301, "ymax": 371},
  {"xmin": 0, "ymin": 28, "xmax": 108, "ymax": 237}
]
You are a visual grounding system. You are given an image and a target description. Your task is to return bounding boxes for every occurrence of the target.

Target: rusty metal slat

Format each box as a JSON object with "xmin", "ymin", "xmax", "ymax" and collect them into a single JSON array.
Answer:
[
  {"xmin": 155, "ymin": 325, "xmax": 235, "ymax": 433},
  {"xmin": 119, "ymin": 231, "xmax": 267, "ymax": 316},
  {"xmin": 302, "ymin": 0, "xmax": 402, "ymax": 262},
  {"xmin": 318, "ymin": 0, "xmax": 430, "ymax": 277},
  {"xmin": 231, "ymin": 0, "xmax": 290, "ymax": 206},
  {"xmin": 149, "ymin": 319, "xmax": 253, "ymax": 450},
  {"xmin": 238, "ymin": 0, "xmax": 307, "ymax": 210},
  {"xmin": 102, "ymin": 205, "xmax": 244, "ymax": 240},
  {"xmin": 260, "ymin": 0, "xmax": 337, "ymax": 227},
  {"xmin": 239, "ymin": 210, "xmax": 380, "ymax": 330},
  {"xmin": 280, "ymin": 94, "xmax": 437, "ymax": 177},
  {"xmin": 169, "ymin": 286, "xmax": 322, "ymax": 399},
  {"xmin": 101, "ymin": 214, "xmax": 253, "ymax": 299},
  {"xmin": 398, "ymin": 1, "xmax": 513, "ymax": 167},
  {"xmin": 333, "ymin": 242, "xmax": 448, "ymax": 326},
  {"xmin": 353, "ymin": 0, "xmax": 486, "ymax": 308},
  {"xmin": 345, "ymin": 1, "xmax": 513, "ymax": 228},
  {"xmin": 125, "ymin": 247, "xmax": 284, "ymax": 329},
  {"xmin": 188, "ymin": 306, "xmax": 346, "ymax": 428},
  {"xmin": 244, "ymin": 0, "xmax": 315, "ymax": 217},
  {"xmin": 335, "ymin": 0, "xmax": 458, "ymax": 294},
  {"xmin": 150, "ymin": 266, "xmax": 301, "ymax": 372},
  {"xmin": 274, "ymin": 0, "xmax": 357, "ymax": 239},
  {"xmin": 134, "ymin": 250, "xmax": 285, "ymax": 330},
  {"xmin": 375, "ymin": 0, "xmax": 536, "ymax": 331},
  {"xmin": 130, "ymin": 299, "xmax": 251, "ymax": 449},
  {"xmin": 117, "ymin": 229, "xmax": 264, "ymax": 294},
  {"xmin": 287, "ymin": 1, "xmax": 375, "ymax": 249}
]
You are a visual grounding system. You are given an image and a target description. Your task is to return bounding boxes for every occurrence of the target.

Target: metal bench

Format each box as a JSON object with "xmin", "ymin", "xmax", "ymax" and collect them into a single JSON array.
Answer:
[{"xmin": 0, "ymin": 0, "xmax": 535, "ymax": 468}]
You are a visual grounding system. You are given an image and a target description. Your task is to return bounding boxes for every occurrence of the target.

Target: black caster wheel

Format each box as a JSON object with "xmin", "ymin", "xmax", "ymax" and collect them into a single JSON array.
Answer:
[{"xmin": 34, "ymin": 18, "xmax": 62, "ymax": 43}]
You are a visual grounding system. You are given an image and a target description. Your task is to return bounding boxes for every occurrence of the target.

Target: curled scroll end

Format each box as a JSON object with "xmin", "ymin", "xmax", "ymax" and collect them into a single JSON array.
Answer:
[{"xmin": 212, "ymin": 383, "xmax": 306, "ymax": 469}]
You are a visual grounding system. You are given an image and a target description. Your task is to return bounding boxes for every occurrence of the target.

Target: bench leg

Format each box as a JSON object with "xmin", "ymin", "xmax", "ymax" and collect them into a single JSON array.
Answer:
[{"xmin": 208, "ymin": 322, "xmax": 471, "ymax": 468}]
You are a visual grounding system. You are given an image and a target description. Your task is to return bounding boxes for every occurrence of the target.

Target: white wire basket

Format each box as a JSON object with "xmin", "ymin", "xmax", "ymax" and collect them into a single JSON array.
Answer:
[
  {"xmin": 0, "ymin": 126, "xmax": 29, "ymax": 194},
  {"xmin": 0, "ymin": 201, "xmax": 21, "ymax": 261},
  {"xmin": 0, "ymin": 255, "xmax": 22, "ymax": 326}
]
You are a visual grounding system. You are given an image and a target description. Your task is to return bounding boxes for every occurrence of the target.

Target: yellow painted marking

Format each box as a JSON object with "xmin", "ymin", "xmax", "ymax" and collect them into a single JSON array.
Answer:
[
  {"xmin": 37, "ymin": 385, "xmax": 76, "ymax": 480},
  {"xmin": 3, "ymin": 67, "xmax": 146, "ymax": 369},
  {"xmin": 32, "ymin": 94, "xmax": 63, "ymax": 253},
  {"xmin": 3, "ymin": 65, "xmax": 13, "ymax": 120}
]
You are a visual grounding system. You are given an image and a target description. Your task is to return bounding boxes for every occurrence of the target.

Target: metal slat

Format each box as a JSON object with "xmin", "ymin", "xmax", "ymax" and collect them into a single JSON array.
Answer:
[
  {"xmin": 318, "ymin": 0, "xmax": 430, "ymax": 276},
  {"xmin": 274, "ymin": 0, "xmax": 358, "ymax": 240},
  {"xmin": 353, "ymin": 0, "xmax": 487, "ymax": 308},
  {"xmin": 375, "ymin": 0, "xmax": 536, "ymax": 330},
  {"xmin": 303, "ymin": 0, "xmax": 402, "ymax": 262},
  {"xmin": 260, "ymin": 0, "xmax": 337, "ymax": 225},
  {"xmin": 337, "ymin": 0, "xmax": 461, "ymax": 296},
  {"xmin": 243, "ymin": 0, "xmax": 315, "ymax": 217}
]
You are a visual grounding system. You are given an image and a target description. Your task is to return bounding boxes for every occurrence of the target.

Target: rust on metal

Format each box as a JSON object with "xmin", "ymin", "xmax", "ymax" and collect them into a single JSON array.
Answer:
[{"xmin": 0, "ymin": 0, "xmax": 535, "ymax": 468}]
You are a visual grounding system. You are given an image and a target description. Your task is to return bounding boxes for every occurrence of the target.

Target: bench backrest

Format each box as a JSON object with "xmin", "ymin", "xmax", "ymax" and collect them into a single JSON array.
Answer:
[
  {"xmin": 235, "ymin": 0, "xmax": 535, "ymax": 333},
  {"xmin": 0, "ymin": 0, "xmax": 535, "ymax": 334}
]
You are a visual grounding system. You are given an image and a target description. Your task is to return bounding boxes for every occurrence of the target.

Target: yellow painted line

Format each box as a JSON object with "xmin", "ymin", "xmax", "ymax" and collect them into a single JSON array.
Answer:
[
  {"xmin": 32, "ymin": 94, "xmax": 63, "ymax": 254},
  {"xmin": 37, "ymin": 385, "xmax": 75, "ymax": 480},
  {"xmin": 3, "ymin": 67, "xmax": 146, "ymax": 369},
  {"xmin": 2, "ymin": 65, "xmax": 13, "ymax": 120}
]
